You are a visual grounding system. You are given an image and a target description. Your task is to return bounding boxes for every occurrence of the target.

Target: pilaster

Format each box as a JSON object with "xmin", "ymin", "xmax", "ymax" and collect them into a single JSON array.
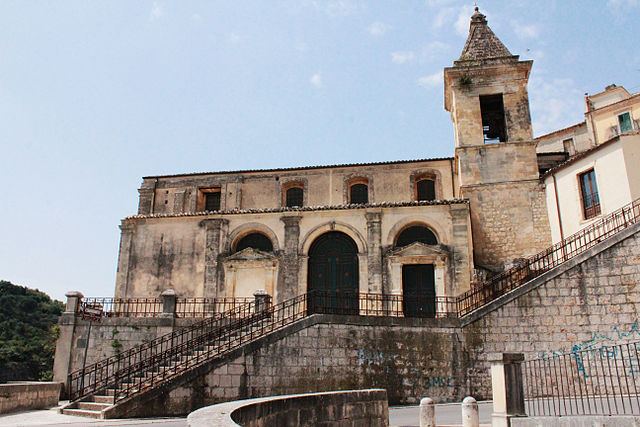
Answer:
[
  {"xmin": 114, "ymin": 221, "xmax": 135, "ymax": 298},
  {"xmin": 279, "ymin": 215, "xmax": 302, "ymax": 301},
  {"xmin": 201, "ymin": 218, "xmax": 228, "ymax": 297},
  {"xmin": 365, "ymin": 211, "xmax": 382, "ymax": 293}
]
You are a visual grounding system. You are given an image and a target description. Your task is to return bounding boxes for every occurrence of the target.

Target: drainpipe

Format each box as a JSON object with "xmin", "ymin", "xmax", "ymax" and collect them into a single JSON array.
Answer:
[{"xmin": 552, "ymin": 174, "xmax": 564, "ymax": 241}]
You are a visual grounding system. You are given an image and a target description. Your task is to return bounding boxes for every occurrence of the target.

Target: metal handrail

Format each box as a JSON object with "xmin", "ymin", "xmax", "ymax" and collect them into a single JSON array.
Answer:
[
  {"xmin": 77, "ymin": 297, "xmax": 253, "ymax": 318},
  {"xmin": 523, "ymin": 340, "xmax": 640, "ymax": 416},
  {"xmin": 457, "ymin": 198, "xmax": 640, "ymax": 316},
  {"xmin": 67, "ymin": 291, "xmax": 458, "ymax": 403}
]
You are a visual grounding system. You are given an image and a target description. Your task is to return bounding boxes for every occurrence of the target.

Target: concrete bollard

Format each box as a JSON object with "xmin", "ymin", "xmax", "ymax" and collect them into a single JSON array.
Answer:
[
  {"xmin": 419, "ymin": 397, "xmax": 435, "ymax": 427},
  {"xmin": 462, "ymin": 396, "xmax": 479, "ymax": 427}
]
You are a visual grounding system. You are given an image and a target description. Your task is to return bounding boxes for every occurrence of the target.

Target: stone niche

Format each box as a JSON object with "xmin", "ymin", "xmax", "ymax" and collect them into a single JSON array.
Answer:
[
  {"xmin": 386, "ymin": 242, "xmax": 449, "ymax": 297},
  {"xmin": 222, "ymin": 248, "xmax": 279, "ymax": 298}
]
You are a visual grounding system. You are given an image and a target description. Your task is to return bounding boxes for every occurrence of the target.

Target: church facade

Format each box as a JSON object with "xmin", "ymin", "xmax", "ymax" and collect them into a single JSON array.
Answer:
[{"xmin": 114, "ymin": 9, "xmax": 553, "ymax": 310}]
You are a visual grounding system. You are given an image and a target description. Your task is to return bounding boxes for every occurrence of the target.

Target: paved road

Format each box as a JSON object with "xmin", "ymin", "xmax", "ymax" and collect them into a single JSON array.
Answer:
[
  {"xmin": 389, "ymin": 401, "xmax": 493, "ymax": 426},
  {"xmin": 0, "ymin": 401, "xmax": 493, "ymax": 426}
]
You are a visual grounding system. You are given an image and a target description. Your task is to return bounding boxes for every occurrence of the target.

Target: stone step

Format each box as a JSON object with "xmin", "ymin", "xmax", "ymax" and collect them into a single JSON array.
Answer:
[
  {"xmin": 77, "ymin": 401, "xmax": 112, "ymax": 411},
  {"xmin": 92, "ymin": 395, "xmax": 114, "ymax": 404},
  {"xmin": 61, "ymin": 408, "xmax": 102, "ymax": 419}
]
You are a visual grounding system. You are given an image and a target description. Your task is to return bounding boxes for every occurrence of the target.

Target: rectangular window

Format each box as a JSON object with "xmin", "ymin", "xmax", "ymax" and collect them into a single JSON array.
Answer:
[
  {"xmin": 619, "ymin": 112, "xmax": 633, "ymax": 134},
  {"xmin": 480, "ymin": 94, "xmax": 507, "ymax": 143},
  {"xmin": 579, "ymin": 169, "xmax": 600, "ymax": 219},
  {"xmin": 285, "ymin": 187, "xmax": 304, "ymax": 207},
  {"xmin": 199, "ymin": 188, "xmax": 221, "ymax": 212}
]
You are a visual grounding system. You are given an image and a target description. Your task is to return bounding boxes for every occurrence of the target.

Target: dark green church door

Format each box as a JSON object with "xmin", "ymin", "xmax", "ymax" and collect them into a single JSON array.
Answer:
[
  {"xmin": 402, "ymin": 264, "xmax": 436, "ymax": 318},
  {"xmin": 308, "ymin": 231, "xmax": 359, "ymax": 315}
]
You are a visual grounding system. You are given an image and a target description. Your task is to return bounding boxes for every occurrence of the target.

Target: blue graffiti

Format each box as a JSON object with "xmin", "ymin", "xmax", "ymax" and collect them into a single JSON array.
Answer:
[{"xmin": 536, "ymin": 321, "xmax": 640, "ymax": 377}]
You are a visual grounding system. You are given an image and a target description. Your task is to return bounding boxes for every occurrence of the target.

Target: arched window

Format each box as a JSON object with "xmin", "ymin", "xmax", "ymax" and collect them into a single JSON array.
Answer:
[
  {"xmin": 416, "ymin": 179, "xmax": 435, "ymax": 201},
  {"xmin": 285, "ymin": 187, "xmax": 304, "ymax": 207},
  {"xmin": 235, "ymin": 233, "xmax": 274, "ymax": 253},
  {"xmin": 349, "ymin": 183, "xmax": 368, "ymax": 204},
  {"xmin": 395, "ymin": 226, "xmax": 437, "ymax": 247}
]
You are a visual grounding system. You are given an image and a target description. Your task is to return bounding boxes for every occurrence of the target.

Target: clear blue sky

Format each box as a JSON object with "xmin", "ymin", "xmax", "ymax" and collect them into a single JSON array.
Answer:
[{"xmin": 1, "ymin": 1, "xmax": 638, "ymax": 301}]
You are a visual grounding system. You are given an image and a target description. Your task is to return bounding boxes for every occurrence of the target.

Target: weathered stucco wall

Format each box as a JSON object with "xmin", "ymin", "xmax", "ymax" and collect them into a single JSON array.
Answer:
[
  {"xmin": 138, "ymin": 159, "xmax": 457, "ymax": 215},
  {"xmin": 115, "ymin": 202, "xmax": 474, "ymax": 303}
]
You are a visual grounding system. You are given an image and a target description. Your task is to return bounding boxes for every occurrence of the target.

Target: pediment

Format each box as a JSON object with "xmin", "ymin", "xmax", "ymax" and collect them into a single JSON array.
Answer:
[
  {"xmin": 389, "ymin": 242, "xmax": 449, "ymax": 257},
  {"xmin": 224, "ymin": 248, "xmax": 278, "ymax": 262}
]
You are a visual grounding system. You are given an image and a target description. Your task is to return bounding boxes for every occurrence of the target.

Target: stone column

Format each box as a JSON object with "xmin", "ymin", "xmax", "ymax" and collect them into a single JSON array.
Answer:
[
  {"xmin": 253, "ymin": 289, "xmax": 272, "ymax": 312},
  {"xmin": 161, "ymin": 289, "xmax": 177, "ymax": 318},
  {"xmin": 114, "ymin": 221, "xmax": 135, "ymax": 298},
  {"xmin": 490, "ymin": 353, "xmax": 526, "ymax": 427},
  {"xmin": 202, "ymin": 218, "xmax": 228, "ymax": 297},
  {"xmin": 53, "ymin": 291, "xmax": 83, "ymax": 392},
  {"xmin": 279, "ymin": 215, "xmax": 302, "ymax": 301},
  {"xmin": 365, "ymin": 211, "xmax": 382, "ymax": 293}
]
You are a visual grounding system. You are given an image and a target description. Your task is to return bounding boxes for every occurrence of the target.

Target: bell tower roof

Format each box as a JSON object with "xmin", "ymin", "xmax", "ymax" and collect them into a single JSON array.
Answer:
[{"xmin": 454, "ymin": 7, "xmax": 517, "ymax": 66}]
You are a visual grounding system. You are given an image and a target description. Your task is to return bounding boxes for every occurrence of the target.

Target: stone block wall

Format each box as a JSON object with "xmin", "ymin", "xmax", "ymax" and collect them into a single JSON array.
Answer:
[
  {"xmin": 53, "ymin": 316, "xmax": 199, "ymax": 385},
  {"xmin": 462, "ymin": 180, "xmax": 551, "ymax": 269},
  {"xmin": 0, "ymin": 382, "xmax": 62, "ymax": 414},
  {"xmin": 108, "ymin": 316, "xmax": 467, "ymax": 417},
  {"xmin": 463, "ymin": 224, "xmax": 640, "ymax": 399}
]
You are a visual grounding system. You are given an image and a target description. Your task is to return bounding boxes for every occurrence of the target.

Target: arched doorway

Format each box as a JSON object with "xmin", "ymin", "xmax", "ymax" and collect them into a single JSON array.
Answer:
[
  {"xmin": 394, "ymin": 225, "xmax": 438, "ymax": 318},
  {"xmin": 307, "ymin": 231, "xmax": 359, "ymax": 314}
]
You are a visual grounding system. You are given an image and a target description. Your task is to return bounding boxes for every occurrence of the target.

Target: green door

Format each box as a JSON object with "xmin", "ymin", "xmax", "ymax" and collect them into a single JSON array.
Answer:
[
  {"xmin": 402, "ymin": 264, "xmax": 436, "ymax": 318},
  {"xmin": 308, "ymin": 231, "xmax": 359, "ymax": 314}
]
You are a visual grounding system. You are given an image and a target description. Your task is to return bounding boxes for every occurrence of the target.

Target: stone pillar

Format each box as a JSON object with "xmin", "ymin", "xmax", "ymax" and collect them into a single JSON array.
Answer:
[
  {"xmin": 365, "ymin": 211, "xmax": 382, "ymax": 293},
  {"xmin": 490, "ymin": 353, "xmax": 526, "ymax": 427},
  {"xmin": 419, "ymin": 397, "xmax": 435, "ymax": 427},
  {"xmin": 253, "ymin": 289, "xmax": 272, "ymax": 312},
  {"xmin": 279, "ymin": 215, "xmax": 302, "ymax": 302},
  {"xmin": 201, "ymin": 218, "xmax": 228, "ymax": 297},
  {"xmin": 115, "ymin": 221, "xmax": 135, "ymax": 298},
  {"xmin": 462, "ymin": 396, "xmax": 479, "ymax": 427},
  {"xmin": 161, "ymin": 289, "xmax": 177, "ymax": 318},
  {"xmin": 53, "ymin": 291, "xmax": 83, "ymax": 392}
]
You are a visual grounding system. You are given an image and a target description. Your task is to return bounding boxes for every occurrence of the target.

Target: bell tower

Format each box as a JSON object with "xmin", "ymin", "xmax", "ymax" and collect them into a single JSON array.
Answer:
[{"xmin": 444, "ymin": 8, "xmax": 551, "ymax": 271}]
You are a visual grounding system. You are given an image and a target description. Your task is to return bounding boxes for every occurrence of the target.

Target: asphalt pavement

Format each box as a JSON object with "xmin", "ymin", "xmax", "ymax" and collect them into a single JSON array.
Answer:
[{"xmin": 0, "ymin": 400, "xmax": 493, "ymax": 426}]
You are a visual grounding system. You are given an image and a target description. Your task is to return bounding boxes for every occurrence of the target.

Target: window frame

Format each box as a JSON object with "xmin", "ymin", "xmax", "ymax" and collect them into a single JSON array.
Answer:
[
  {"xmin": 479, "ymin": 93, "xmax": 507, "ymax": 143},
  {"xmin": 618, "ymin": 111, "xmax": 633, "ymax": 134},
  {"xmin": 197, "ymin": 187, "xmax": 222, "ymax": 212},
  {"xmin": 348, "ymin": 178, "xmax": 369, "ymax": 205},
  {"xmin": 284, "ymin": 184, "xmax": 304, "ymax": 208},
  {"xmin": 578, "ymin": 168, "xmax": 601, "ymax": 220}
]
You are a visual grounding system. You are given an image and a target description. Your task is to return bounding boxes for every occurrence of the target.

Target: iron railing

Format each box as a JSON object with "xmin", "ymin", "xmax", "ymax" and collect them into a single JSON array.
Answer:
[
  {"xmin": 77, "ymin": 297, "xmax": 252, "ymax": 318},
  {"xmin": 68, "ymin": 291, "xmax": 458, "ymax": 403},
  {"xmin": 523, "ymin": 340, "xmax": 640, "ymax": 416},
  {"xmin": 310, "ymin": 291, "xmax": 458, "ymax": 318},
  {"xmin": 67, "ymin": 298, "xmax": 258, "ymax": 401},
  {"xmin": 458, "ymin": 198, "xmax": 640, "ymax": 316},
  {"xmin": 175, "ymin": 297, "xmax": 253, "ymax": 318}
]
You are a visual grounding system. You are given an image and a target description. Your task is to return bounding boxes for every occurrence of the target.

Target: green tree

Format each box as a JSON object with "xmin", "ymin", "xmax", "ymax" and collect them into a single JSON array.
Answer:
[{"xmin": 0, "ymin": 280, "xmax": 64, "ymax": 382}]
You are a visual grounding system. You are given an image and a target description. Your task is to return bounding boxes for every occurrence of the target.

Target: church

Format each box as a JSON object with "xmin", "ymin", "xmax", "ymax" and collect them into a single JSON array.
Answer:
[
  {"xmin": 114, "ymin": 8, "xmax": 554, "ymax": 312},
  {"xmin": 54, "ymin": 8, "xmax": 640, "ymax": 417}
]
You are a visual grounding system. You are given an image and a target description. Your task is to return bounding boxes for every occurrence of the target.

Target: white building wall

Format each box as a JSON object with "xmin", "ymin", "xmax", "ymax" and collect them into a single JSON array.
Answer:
[{"xmin": 544, "ymin": 139, "xmax": 634, "ymax": 243}]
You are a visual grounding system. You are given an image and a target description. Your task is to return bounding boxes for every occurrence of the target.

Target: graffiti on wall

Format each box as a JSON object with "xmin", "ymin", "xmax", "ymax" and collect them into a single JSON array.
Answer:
[{"xmin": 536, "ymin": 321, "xmax": 640, "ymax": 377}]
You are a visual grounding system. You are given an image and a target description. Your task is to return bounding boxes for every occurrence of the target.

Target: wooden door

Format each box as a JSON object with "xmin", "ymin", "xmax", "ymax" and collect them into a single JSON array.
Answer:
[{"xmin": 402, "ymin": 264, "xmax": 436, "ymax": 318}]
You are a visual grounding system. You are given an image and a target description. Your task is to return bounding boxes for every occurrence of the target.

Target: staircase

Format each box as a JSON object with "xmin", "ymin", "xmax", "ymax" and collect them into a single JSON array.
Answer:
[{"xmin": 61, "ymin": 198, "xmax": 640, "ymax": 419}]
